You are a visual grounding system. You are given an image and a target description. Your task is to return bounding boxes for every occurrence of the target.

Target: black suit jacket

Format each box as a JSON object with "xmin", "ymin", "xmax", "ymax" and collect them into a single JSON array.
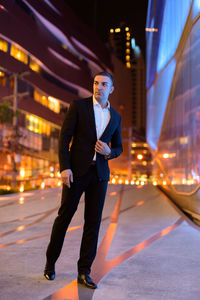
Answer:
[{"xmin": 59, "ymin": 97, "xmax": 123, "ymax": 181}]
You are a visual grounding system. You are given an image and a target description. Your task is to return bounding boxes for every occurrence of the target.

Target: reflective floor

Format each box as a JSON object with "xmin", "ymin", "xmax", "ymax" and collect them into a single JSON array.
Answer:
[{"xmin": 1, "ymin": 184, "xmax": 200, "ymax": 300}]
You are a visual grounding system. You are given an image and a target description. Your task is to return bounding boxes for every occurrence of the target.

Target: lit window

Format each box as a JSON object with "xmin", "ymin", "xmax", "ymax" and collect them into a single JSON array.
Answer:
[
  {"xmin": 126, "ymin": 32, "xmax": 130, "ymax": 37},
  {"xmin": 126, "ymin": 62, "xmax": 131, "ymax": 68},
  {"xmin": 30, "ymin": 58, "xmax": 40, "ymax": 72},
  {"xmin": 125, "ymin": 27, "xmax": 129, "ymax": 31},
  {"xmin": 110, "ymin": 29, "xmax": 114, "ymax": 33},
  {"xmin": 126, "ymin": 55, "xmax": 130, "ymax": 61},
  {"xmin": 0, "ymin": 39, "xmax": 8, "ymax": 52},
  {"xmin": 48, "ymin": 96, "xmax": 60, "ymax": 113},
  {"xmin": 126, "ymin": 49, "xmax": 130, "ymax": 53},
  {"xmin": 115, "ymin": 28, "xmax": 121, "ymax": 33},
  {"xmin": 126, "ymin": 42, "xmax": 130, "ymax": 47},
  {"xmin": 34, "ymin": 90, "xmax": 60, "ymax": 113},
  {"xmin": 26, "ymin": 114, "xmax": 51, "ymax": 136},
  {"xmin": 34, "ymin": 90, "xmax": 48, "ymax": 106},
  {"xmin": 41, "ymin": 95, "xmax": 48, "ymax": 106},
  {"xmin": 10, "ymin": 44, "xmax": 28, "ymax": 64}
]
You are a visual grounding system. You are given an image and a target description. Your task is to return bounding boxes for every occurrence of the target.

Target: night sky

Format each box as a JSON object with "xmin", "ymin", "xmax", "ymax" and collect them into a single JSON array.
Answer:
[{"xmin": 65, "ymin": 0, "xmax": 149, "ymax": 57}]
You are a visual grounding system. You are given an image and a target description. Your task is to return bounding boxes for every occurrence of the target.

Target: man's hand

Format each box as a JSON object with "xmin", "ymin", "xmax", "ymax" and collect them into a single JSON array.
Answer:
[
  {"xmin": 60, "ymin": 169, "xmax": 73, "ymax": 188},
  {"xmin": 95, "ymin": 140, "xmax": 111, "ymax": 156}
]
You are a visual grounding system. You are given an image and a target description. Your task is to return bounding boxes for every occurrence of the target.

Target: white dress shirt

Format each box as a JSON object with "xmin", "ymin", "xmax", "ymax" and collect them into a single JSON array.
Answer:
[{"xmin": 93, "ymin": 96, "xmax": 111, "ymax": 161}]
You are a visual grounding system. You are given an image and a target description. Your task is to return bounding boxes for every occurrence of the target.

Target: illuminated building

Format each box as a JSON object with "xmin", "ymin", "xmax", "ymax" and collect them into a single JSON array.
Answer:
[
  {"xmin": 109, "ymin": 22, "xmax": 146, "ymax": 136},
  {"xmin": 0, "ymin": 0, "xmax": 133, "ymax": 186},
  {"xmin": 146, "ymin": 0, "xmax": 200, "ymax": 223}
]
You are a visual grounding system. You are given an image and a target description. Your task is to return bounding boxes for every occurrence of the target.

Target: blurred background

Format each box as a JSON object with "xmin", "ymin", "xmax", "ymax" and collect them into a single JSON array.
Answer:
[{"xmin": 1, "ymin": 0, "xmax": 200, "ymax": 223}]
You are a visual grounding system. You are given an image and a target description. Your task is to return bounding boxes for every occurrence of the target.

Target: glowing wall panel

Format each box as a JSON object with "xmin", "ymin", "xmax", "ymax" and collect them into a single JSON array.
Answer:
[
  {"xmin": 147, "ymin": 59, "xmax": 176, "ymax": 151},
  {"xmin": 146, "ymin": 0, "xmax": 165, "ymax": 89},
  {"xmin": 147, "ymin": 0, "xmax": 200, "ymax": 193},
  {"xmin": 157, "ymin": 0, "xmax": 192, "ymax": 73},
  {"xmin": 156, "ymin": 18, "xmax": 200, "ymax": 192},
  {"xmin": 193, "ymin": 0, "xmax": 200, "ymax": 19}
]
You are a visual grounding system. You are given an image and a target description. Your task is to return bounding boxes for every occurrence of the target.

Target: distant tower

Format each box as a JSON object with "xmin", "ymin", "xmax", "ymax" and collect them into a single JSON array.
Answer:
[{"xmin": 109, "ymin": 22, "xmax": 146, "ymax": 137}]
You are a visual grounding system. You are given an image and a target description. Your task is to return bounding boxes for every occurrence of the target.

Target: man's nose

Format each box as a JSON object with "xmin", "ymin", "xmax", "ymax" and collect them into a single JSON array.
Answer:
[{"xmin": 97, "ymin": 84, "xmax": 102, "ymax": 90}]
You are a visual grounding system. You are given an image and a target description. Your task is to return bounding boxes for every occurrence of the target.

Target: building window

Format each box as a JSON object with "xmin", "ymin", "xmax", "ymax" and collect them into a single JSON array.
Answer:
[
  {"xmin": 0, "ymin": 71, "xmax": 6, "ymax": 86},
  {"xmin": 30, "ymin": 58, "xmax": 40, "ymax": 72},
  {"xmin": 0, "ymin": 39, "xmax": 8, "ymax": 52},
  {"xmin": 48, "ymin": 96, "xmax": 60, "ymax": 113},
  {"xmin": 34, "ymin": 90, "xmax": 48, "ymax": 106},
  {"xmin": 26, "ymin": 114, "xmax": 51, "ymax": 136},
  {"xmin": 10, "ymin": 44, "xmax": 28, "ymax": 64},
  {"xmin": 34, "ymin": 90, "xmax": 60, "ymax": 113}
]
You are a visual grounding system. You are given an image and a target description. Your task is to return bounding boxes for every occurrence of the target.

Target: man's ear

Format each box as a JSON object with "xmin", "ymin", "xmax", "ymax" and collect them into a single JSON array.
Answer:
[{"xmin": 110, "ymin": 86, "xmax": 114, "ymax": 94}]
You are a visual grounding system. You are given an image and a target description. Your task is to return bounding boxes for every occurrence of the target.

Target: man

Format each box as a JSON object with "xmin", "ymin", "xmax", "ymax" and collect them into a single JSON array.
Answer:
[{"xmin": 44, "ymin": 71, "xmax": 123, "ymax": 289}]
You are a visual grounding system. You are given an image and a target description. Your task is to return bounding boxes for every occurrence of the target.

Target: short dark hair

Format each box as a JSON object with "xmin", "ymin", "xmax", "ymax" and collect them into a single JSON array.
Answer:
[{"xmin": 94, "ymin": 71, "xmax": 114, "ymax": 85}]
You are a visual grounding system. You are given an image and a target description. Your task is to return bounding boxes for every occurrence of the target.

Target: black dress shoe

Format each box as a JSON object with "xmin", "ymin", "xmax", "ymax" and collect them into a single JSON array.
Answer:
[
  {"xmin": 77, "ymin": 274, "xmax": 97, "ymax": 289},
  {"xmin": 44, "ymin": 265, "xmax": 55, "ymax": 280}
]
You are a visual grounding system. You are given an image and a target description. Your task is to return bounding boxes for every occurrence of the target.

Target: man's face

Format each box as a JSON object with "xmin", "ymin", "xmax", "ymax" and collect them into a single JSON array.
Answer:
[{"xmin": 93, "ymin": 75, "xmax": 114, "ymax": 102}]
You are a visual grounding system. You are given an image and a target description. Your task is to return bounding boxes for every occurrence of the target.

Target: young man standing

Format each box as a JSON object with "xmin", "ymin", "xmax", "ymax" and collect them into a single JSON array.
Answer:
[{"xmin": 44, "ymin": 71, "xmax": 123, "ymax": 289}]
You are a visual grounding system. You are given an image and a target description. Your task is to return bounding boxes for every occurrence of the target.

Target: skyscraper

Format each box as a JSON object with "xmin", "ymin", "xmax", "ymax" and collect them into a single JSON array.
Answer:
[{"xmin": 109, "ymin": 22, "xmax": 146, "ymax": 137}]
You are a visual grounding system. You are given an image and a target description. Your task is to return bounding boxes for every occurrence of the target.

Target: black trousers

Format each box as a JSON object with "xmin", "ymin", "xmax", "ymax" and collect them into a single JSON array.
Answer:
[{"xmin": 46, "ymin": 164, "xmax": 108, "ymax": 275}]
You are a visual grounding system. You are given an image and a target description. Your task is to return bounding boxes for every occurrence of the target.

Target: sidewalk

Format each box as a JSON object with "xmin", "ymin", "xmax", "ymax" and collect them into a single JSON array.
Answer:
[{"xmin": 0, "ymin": 184, "xmax": 200, "ymax": 300}]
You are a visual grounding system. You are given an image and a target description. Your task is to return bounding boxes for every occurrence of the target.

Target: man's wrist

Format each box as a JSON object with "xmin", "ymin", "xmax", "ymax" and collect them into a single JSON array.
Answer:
[{"xmin": 105, "ymin": 149, "xmax": 111, "ymax": 159}]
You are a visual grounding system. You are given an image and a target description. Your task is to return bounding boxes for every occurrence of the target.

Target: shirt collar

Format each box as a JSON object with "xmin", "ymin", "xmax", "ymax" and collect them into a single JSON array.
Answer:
[{"xmin": 93, "ymin": 96, "xmax": 110, "ymax": 109}]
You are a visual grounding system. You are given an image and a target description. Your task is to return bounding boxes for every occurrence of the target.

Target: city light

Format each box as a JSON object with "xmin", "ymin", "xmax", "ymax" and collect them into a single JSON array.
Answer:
[
  {"xmin": 19, "ymin": 185, "xmax": 24, "ymax": 193},
  {"xmin": 131, "ymin": 38, "xmax": 136, "ymax": 49},
  {"xmin": 145, "ymin": 27, "xmax": 158, "ymax": 32},
  {"xmin": 19, "ymin": 197, "xmax": 24, "ymax": 204},
  {"xmin": 20, "ymin": 168, "xmax": 25, "ymax": 178},
  {"xmin": 137, "ymin": 154, "xmax": 143, "ymax": 160},
  {"xmin": 111, "ymin": 178, "xmax": 116, "ymax": 184},
  {"xmin": 41, "ymin": 182, "xmax": 45, "ymax": 189}
]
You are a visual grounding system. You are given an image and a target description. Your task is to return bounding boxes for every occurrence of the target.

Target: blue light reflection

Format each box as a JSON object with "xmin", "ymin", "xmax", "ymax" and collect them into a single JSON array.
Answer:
[
  {"xmin": 147, "ymin": 59, "xmax": 176, "ymax": 150},
  {"xmin": 157, "ymin": 0, "xmax": 192, "ymax": 73},
  {"xmin": 193, "ymin": 0, "xmax": 200, "ymax": 19}
]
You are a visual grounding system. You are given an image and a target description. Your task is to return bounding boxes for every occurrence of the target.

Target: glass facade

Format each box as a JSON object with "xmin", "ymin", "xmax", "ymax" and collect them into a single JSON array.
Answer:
[{"xmin": 146, "ymin": 0, "xmax": 200, "ymax": 197}]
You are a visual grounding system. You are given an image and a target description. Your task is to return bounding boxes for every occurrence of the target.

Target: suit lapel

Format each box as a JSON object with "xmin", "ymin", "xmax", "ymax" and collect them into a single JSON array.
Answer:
[
  {"xmin": 86, "ymin": 97, "xmax": 97, "ymax": 140},
  {"xmin": 100, "ymin": 106, "xmax": 115, "ymax": 139}
]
